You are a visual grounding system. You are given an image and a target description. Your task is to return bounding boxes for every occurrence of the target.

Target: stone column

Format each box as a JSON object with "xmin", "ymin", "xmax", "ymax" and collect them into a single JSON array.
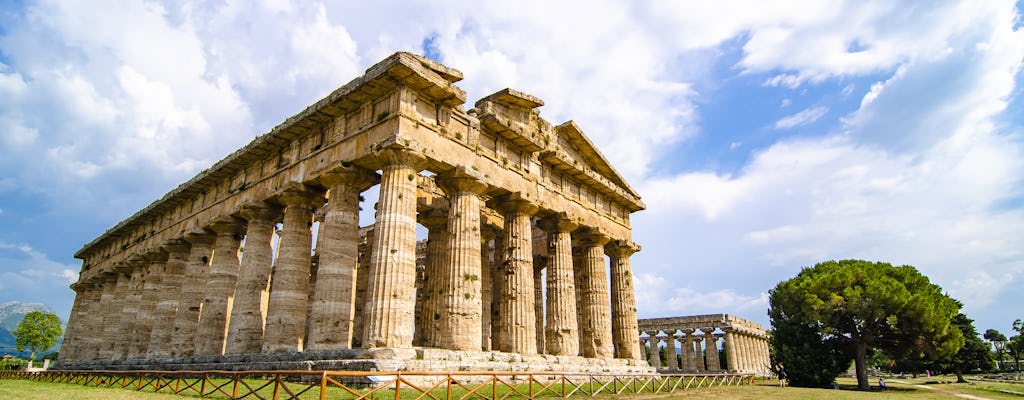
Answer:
[
  {"xmin": 489, "ymin": 227, "xmax": 506, "ymax": 349},
  {"xmin": 703, "ymin": 328, "xmax": 721, "ymax": 371},
  {"xmin": 495, "ymin": 196, "xmax": 538, "ymax": 354},
  {"xmin": 224, "ymin": 203, "xmax": 282, "ymax": 354},
  {"xmin": 59, "ymin": 282, "xmax": 90, "ymax": 363},
  {"xmin": 416, "ymin": 209, "xmax": 447, "ymax": 348},
  {"xmin": 262, "ymin": 185, "xmax": 324, "ymax": 353},
  {"xmin": 537, "ymin": 214, "xmax": 579, "ymax": 357},
  {"xmin": 723, "ymin": 328, "xmax": 738, "ymax": 372},
  {"xmin": 737, "ymin": 333, "xmax": 749, "ymax": 371},
  {"xmin": 437, "ymin": 168, "xmax": 488, "ymax": 351},
  {"xmin": 307, "ymin": 167, "xmax": 376, "ymax": 351},
  {"xmin": 132, "ymin": 250, "xmax": 168, "ymax": 358},
  {"xmin": 112, "ymin": 258, "xmax": 146, "ymax": 360},
  {"xmin": 646, "ymin": 333, "xmax": 661, "ymax": 369},
  {"xmin": 694, "ymin": 335, "xmax": 706, "ymax": 371},
  {"xmin": 479, "ymin": 225, "xmax": 497, "ymax": 351},
  {"xmin": 351, "ymin": 226, "xmax": 374, "ymax": 349},
  {"xmin": 606, "ymin": 240, "xmax": 642, "ymax": 360},
  {"xmin": 146, "ymin": 241, "xmax": 191, "ymax": 358},
  {"xmin": 195, "ymin": 218, "xmax": 245, "ymax": 356},
  {"xmin": 533, "ymin": 259, "xmax": 545, "ymax": 353},
  {"xmin": 170, "ymin": 231, "xmax": 215, "ymax": 358},
  {"xmin": 571, "ymin": 247, "xmax": 584, "ymax": 356},
  {"xmin": 664, "ymin": 332, "xmax": 679, "ymax": 370},
  {"xmin": 679, "ymin": 328, "xmax": 695, "ymax": 370},
  {"xmin": 77, "ymin": 281, "xmax": 106, "ymax": 361},
  {"xmin": 100, "ymin": 267, "xmax": 132, "ymax": 360},
  {"xmin": 94, "ymin": 272, "xmax": 121, "ymax": 360},
  {"xmin": 363, "ymin": 148, "xmax": 427, "ymax": 351},
  {"xmin": 577, "ymin": 229, "xmax": 612, "ymax": 359}
]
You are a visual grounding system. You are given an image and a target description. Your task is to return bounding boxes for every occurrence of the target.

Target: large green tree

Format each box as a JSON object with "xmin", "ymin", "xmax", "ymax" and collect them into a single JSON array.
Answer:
[
  {"xmin": 768, "ymin": 260, "xmax": 963, "ymax": 390},
  {"xmin": 13, "ymin": 311, "xmax": 63, "ymax": 362}
]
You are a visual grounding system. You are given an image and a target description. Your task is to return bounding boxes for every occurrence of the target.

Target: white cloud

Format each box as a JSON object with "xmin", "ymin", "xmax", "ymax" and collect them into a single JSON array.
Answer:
[{"xmin": 775, "ymin": 106, "xmax": 828, "ymax": 129}]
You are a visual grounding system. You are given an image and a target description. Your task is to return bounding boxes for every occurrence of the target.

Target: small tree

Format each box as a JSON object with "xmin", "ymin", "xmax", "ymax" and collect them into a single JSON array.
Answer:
[
  {"xmin": 1008, "ymin": 334, "xmax": 1024, "ymax": 371},
  {"xmin": 984, "ymin": 329, "xmax": 1008, "ymax": 370},
  {"xmin": 935, "ymin": 314, "xmax": 994, "ymax": 382},
  {"xmin": 13, "ymin": 311, "xmax": 63, "ymax": 362}
]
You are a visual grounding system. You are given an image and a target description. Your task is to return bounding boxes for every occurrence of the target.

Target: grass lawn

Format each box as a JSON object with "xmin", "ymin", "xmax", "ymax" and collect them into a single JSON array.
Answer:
[{"xmin": 1, "ymin": 374, "xmax": 1021, "ymax": 399}]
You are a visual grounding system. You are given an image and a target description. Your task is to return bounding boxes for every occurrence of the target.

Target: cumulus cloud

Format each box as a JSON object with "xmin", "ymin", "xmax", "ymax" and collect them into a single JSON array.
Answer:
[{"xmin": 0, "ymin": 242, "xmax": 79, "ymax": 318}]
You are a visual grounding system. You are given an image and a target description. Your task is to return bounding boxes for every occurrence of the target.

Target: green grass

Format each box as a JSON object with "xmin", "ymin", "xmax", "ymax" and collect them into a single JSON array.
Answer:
[{"xmin": 1, "ymin": 374, "xmax": 1022, "ymax": 400}]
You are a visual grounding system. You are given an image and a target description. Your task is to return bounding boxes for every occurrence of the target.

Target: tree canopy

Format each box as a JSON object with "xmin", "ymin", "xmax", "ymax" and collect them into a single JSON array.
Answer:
[
  {"xmin": 937, "ymin": 314, "xmax": 994, "ymax": 381},
  {"xmin": 769, "ymin": 260, "xmax": 963, "ymax": 390},
  {"xmin": 13, "ymin": 311, "xmax": 63, "ymax": 362},
  {"xmin": 984, "ymin": 329, "xmax": 1008, "ymax": 369}
]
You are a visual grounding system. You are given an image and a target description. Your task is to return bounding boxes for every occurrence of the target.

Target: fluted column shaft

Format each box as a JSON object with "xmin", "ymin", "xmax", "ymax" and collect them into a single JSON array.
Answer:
[
  {"xmin": 539, "ymin": 215, "xmax": 579, "ymax": 356},
  {"xmin": 480, "ymin": 227, "xmax": 496, "ymax": 351},
  {"xmin": 363, "ymin": 149, "xmax": 426, "ymax": 349},
  {"xmin": 665, "ymin": 333, "xmax": 679, "ymax": 370},
  {"xmin": 59, "ymin": 284, "xmax": 90, "ymax": 363},
  {"xmin": 572, "ymin": 248, "xmax": 584, "ymax": 355},
  {"xmin": 78, "ymin": 284, "xmax": 106, "ymax": 361},
  {"xmin": 533, "ymin": 261, "xmax": 545, "ymax": 353},
  {"xmin": 100, "ymin": 270, "xmax": 130, "ymax": 360},
  {"xmin": 490, "ymin": 230, "xmax": 506, "ymax": 348},
  {"xmin": 723, "ymin": 329, "xmax": 738, "ymax": 372},
  {"xmin": 170, "ymin": 232, "xmax": 214, "ymax": 358},
  {"xmin": 607, "ymin": 241, "xmax": 642, "ymax": 360},
  {"xmin": 437, "ymin": 169, "xmax": 487, "ymax": 351},
  {"xmin": 703, "ymin": 329, "xmax": 721, "ymax": 371},
  {"xmin": 351, "ymin": 227, "xmax": 374, "ymax": 348},
  {"xmin": 694, "ymin": 336, "xmax": 706, "ymax": 371},
  {"xmin": 146, "ymin": 243, "xmax": 190, "ymax": 358},
  {"xmin": 646, "ymin": 333, "xmax": 661, "ymax": 368},
  {"xmin": 113, "ymin": 262, "xmax": 145, "ymax": 360},
  {"xmin": 679, "ymin": 329, "xmax": 695, "ymax": 370},
  {"xmin": 496, "ymin": 198, "xmax": 538, "ymax": 354},
  {"xmin": 578, "ymin": 231, "xmax": 612, "ymax": 358},
  {"xmin": 225, "ymin": 205, "xmax": 281, "ymax": 354},
  {"xmin": 196, "ymin": 219, "xmax": 244, "ymax": 356},
  {"xmin": 263, "ymin": 187, "xmax": 324, "ymax": 353},
  {"xmin": 95, "ymin": 273, "xmax": 120, "ymax": 360},
  {"xmin": 417, "ymin": 211, "xmax": 447, "ymax": 348},
  {"xmin": 132, "ymin": 252, "xmax": 167, "ymax": 358},
  {"xmin": 308, "ymin": 168, "xmax": 375, "ymax": 351}
]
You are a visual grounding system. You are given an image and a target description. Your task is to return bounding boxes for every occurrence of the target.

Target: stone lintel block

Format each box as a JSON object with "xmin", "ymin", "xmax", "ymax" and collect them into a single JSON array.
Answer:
[{"xmin": 475, "ymin": 88, "xmax": 544, "ymax": 110}]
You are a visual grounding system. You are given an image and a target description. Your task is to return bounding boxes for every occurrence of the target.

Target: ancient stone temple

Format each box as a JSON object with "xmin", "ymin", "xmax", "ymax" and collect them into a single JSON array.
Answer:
[
  {"xmin": 59, "ymin": 52, "xmax": 649, "ymax": 374},
  {"xmin": 638, "ymin": 315, "xmax": 772, "ymax": 375}
]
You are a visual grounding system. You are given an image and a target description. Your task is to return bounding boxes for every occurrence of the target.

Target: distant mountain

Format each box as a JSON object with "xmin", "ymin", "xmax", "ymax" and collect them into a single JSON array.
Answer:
[{"xmin": 0, "ymin": 301, "xmax": 58, "ymax": 357}]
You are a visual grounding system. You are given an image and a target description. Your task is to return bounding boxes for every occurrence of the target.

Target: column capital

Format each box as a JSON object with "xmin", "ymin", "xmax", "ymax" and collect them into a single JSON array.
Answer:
[
  {"xmin": 437, "ymin": 166, "xmax": 488, "ymax": 196},
  {"xmin": 161, "ymin": 239, "xmax": 191, "ymax": 256},
  {"xmin": 208, "ymin": 217, "xmax": 247, "ymax": 236},
  {"xmin": 240, "ymin": 201, "xmax": 284, "ymax": 224},
  {"xmin": 678, "ymin": 327, "xmax": 695, "ymax": 335},
  {"xmin": 376, "ymin": 146, "xmax": 428, "ymax": 170},
  {"xmin": 480, "ymin": 223, "xmax": 500, "ymax": 241},
  {"xmin": 537, "ymin": 212, "xmax": 578, "ymax": 233},
  {"xmin": 126, "ymin": 255, "xmax": 149, "ymax": 269},
  {"xmin": 183, "ymin": 229, "xmax": 217, "ymax": 246},
  {"xmin": 319, "ymin": 164, "xmax": 378, "ymax": 192},
  {"xmin": 494, "ymin": 193, "xmax": 538, "ymax": 216},
  {"xmin": 112, "ymin": 261, "xmax": 133, "ymax": 274},
  {"xmin": 605, "ymin": 240, "xmax": 641, "ymax": 257},
  {"xmin": 276, "ymin": 182, "xmax": 327, "ymax": 209},
  {"xmin": 419, "ymin": 208, "xmax": 448, "ymax": 229},
  {"xmin": 699, "ymin": 327, "xmax": 716, "ymax": 335},
  {"xmin": 576, "ymin": 227, "xmax": 610, "ymax": 247}
]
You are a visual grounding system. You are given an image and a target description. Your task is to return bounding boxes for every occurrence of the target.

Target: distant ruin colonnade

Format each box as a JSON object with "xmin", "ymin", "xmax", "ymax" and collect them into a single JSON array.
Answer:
[
  {"xmin": 638, "ymin": 315, "xmax": 772, "ymax": 375},
  {"xmin": 59, "ymin": 53, "xmax": 646, "ymax": 370}
]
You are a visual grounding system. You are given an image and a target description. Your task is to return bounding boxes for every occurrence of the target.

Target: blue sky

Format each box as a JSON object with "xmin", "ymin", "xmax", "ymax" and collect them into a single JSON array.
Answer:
[{"xmin": 0, "ymin": 1, "xmax": 1021, "ymax": 338}]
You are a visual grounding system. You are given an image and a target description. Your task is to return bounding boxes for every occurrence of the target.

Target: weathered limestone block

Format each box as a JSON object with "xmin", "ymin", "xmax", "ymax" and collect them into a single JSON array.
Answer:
[
  {"xmin": 169, "ymin": 231, "xmax": 214, "ymax": 358},
  {"xmin": 95, "ymin": 272, "xmax": 121, "ymax": 360},
  {"xmin": 58, "ymin": 283, "xmax": 90, "ymax": 363},
  {"xmin": 112, "ymin": 258, "xmax": 146, "ymax": 360},
  {"xmin": 537, "ymin": 214, "xmax": 579, "ymax": 357},
  {"xmin": 577, "ymin": 230, "xmax": 612, "ymax": 359},
  {"xmin": 437, "ymin": 167, "xmax": 488, "ymax": 351},
  {"xmin": 262, "ymin": 185, "xmax": 325, "ymax": 353},
  {"xmin": 225, "ymin": 203, "xmax": 282, "ymax": 354},
  {"xmin": 196, "ymin": 218, "xmax": 245, "ymax": 356},
  {"xmin": 496, "ymin": 196, "xmax": 538, "ymax": 355},
  {"xmin": 363, "ymin": 148, "xmax": 427, "ymax": 350},
  {"xmin": 146, "ymin": 241, "xmax": 191, "ymax": 358},
  {"xmin": 607, "ymin": 240, "xmax": 642, "ymax": 360},
  {"xmin": 307, "ymin": 167, "xmax": 376, "ymax": 351},
  {"xmin": 132, "ymin": 250, "xmax": 168, "ymax": 358}
]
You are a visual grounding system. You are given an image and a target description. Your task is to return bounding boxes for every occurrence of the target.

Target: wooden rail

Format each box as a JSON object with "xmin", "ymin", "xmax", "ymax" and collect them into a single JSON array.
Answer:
[{"xmin": 1, "ymin": 369, "xmax": 754, "ymax": 399}]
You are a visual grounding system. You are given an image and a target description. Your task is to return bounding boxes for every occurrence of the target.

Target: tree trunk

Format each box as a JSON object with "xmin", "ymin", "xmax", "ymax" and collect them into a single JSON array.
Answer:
[
  {"xmin": 855, "ymin": 341, "xmax": 869, "ymax": 390},
  {"xmin": 955, "ymin": 366, "xmax": 965, "ymax": 383}
]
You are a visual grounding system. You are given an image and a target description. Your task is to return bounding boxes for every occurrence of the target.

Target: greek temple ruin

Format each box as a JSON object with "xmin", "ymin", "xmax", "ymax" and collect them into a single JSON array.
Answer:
[
  {"xmin": 638, "ymin": 315, "xmax": 771, "ymax": 375},
  {"xmin": 58, "ymin": 52, "xmax": 652, "ymax": 373}
]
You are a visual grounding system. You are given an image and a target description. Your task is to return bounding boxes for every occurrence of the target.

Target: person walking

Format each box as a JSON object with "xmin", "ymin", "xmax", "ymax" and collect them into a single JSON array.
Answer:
[{"xmin": 776, "ymin": 362, "xmax": 788, "ymax": 387}]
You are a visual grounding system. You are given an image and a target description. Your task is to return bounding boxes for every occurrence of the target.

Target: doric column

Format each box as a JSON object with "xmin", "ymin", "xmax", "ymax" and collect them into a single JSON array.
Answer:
[
  {"xmin": 112, "ymin": 258, "xmax": 146, "ymax": 360},
  {"xmin": 262, "ymin": 185, "xmax": 325, "ymax": 353},
  {"xmin": 416, "ymin": 209, "xmax": 447, "ymax": 348},
  {"xmin": 572, "ymin": 247, "xmax": 584, "ymax": 355},
  {"xmin": 694, "ymin": 334, "xmax": 706, "ymax": 371},
  {"xmin": 664, "ymin": 332, "xmax": 679, "ymax": 370},
  {"xmin": 538, "ymin": 214, "xmax": 579, "ymax": 357},
  {"xmin": 723, "ymin": 328, "xmax": 738, "ymax": 372},
  {"xmin": 606, "ymin": 240, "xmax": 642, "ymax": 360},
  {"xmin": 479, "ymin": 225, "xmax": 497, "ymax": 351},
  {"xmin": 577, "ymin": 229, "xmax": 612, "ymax": 359},
  {"xmin": 679, "ymin": 328, "xmax": 695, "ymax": 370},
  {"xmin": 59, "ymin": 282, "xmax": 90, "ymax": 363},
  {"xmin": 437, "ymin": 167, "xmax": 488, "ymax": 351},
  {"xmin": 225, "ymin": 203, "xmax": 282, "ymax": 354},
  {"xmin": 78, "ymin": 280, "xmax": 106, "ymax": 361},
  {"xmin": 170, "ymin": 231, "xmax": 214, "ymax": 358},
  {"xmin": 646, "ymin": 333, "xmax": 661, "ymax": 369},
  {"xmin": 703, "ymin": 328, "xmax": 721, "ymax": 371},
  {"xmin": 737, "ymin": 332, "xmax": 749, "ymax": 371},
  {"xmin": 307, "ymin": 167, "xmax": 376, "ymax": 351},
  {"xmin": 94, "ymin": 272, "xmax": 121, "ymax": 360},
  {"xmin": 195, "ymin": 218, "xmax": 245, "ymax": 356},
  {"xmin": 533, "ymin": 259, "xmax": 546, "ymax": 353},
  {"xmin": 146, "ymin": 241, "xmax": 191, "ymax": 358},
  {"xmin": 495, "ymin": 196, "xmax": 538, "ymax": 354},
  {"xmin": 351, "ymin": 226, "xmax": 374, "ymax": 349},
  {"xmin": 100, "ymin": 267, "xmax": 132, "ymax": 360},
  {"xmin": 132, "ymin": 250, "xmax": 168, "ymax": 358},
  {"xmin": 363, "ymin": 148, "xmax": 427, "ymax": 350},
  {"xmin": 489, "ymin": 226, "xmax": 506, "ymax": 349}
]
